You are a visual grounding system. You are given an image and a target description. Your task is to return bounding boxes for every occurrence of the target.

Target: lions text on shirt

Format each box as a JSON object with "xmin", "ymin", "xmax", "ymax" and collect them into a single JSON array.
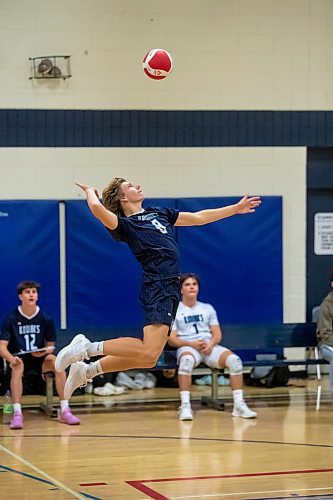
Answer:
[
  {"xmin": 173, "ymin": 301, "xmax": 220, "ymax": 342},
  {"xmin": 108, "ymin": 207, "xmax": 180, "ymax": 281},
  {"xmin": 0, "ymin": 306, "xmax": 56, "ymax": 354}
]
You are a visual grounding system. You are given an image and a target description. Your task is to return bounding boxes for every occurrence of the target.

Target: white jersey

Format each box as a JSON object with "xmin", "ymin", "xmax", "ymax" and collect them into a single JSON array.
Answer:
[{"xmin": 172, "ymin": 301, "xmax": 220, "ymax": 342}]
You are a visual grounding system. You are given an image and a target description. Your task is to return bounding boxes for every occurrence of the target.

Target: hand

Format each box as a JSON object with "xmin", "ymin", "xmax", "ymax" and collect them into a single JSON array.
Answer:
[
  {"xmin": 31, "ymin": 350, "xmax": 46, "ymax": 357},
  {"xmin": 31, "ymin": 346, "xmax": 55, "ymax": 357},
  {"xmin": 201, "ymin": 341, "xmax": 214, "ymax": 355},
  {"xmin": 76, "ymin": 182, "xmax": 99, "ymax": 198},
  {"xmin": 236, "ymin": 195, "xmax": 261, "ymax": 214},
  {"xmin": 191, "ymin": 340, "xmax": 207, "ymax": 352},
  {"xmin": 10, "ymin": 356, "xmax": 23, "ymax": 368}
]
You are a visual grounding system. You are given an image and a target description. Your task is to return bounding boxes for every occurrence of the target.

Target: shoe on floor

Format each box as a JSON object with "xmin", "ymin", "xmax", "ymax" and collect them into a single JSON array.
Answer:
[
  {"xmin": 84, "ymin": 382, "xmax": 93, "ymax": 394},
  {"xmin": 107, "ymin": 382, "xmax": 125, "ymax": 394},
  {"xmin": 55, "ymin": 334, "xmax": 91, "ymax": 372},
  {"xmin": 116, "ymin": 372, "xmax": 144, "ymax": 390},
  {"xmin": 218, "ymin": 375, "xmax": 230, "ymax": 386},
  {"xmin": 232, "ymin": 401, "xmax": 257, "ymax": 419},
  {"xmin": 194, "ymin": 374, "xmax": 212, "ymax": 386},
  {"xmin": 10, "ymin": 411, "xmax": 23, "ymax": 429},
  {"xmin": 57, "ymin": 408, "xmax": 80, "ymax": 425},
  {"xmin": 93, "ymin": 382, "xmax": 125, "ymax": 396},
  {"xmin": 64, "ymin": 361, "xmax": 92, "ymax": 400},
  {"xmin": 134, "ymin": 372, "xmax": 157, "ymax": 389},
  {"xmin": 144, "ymin": 372, "xmax": 157, "ymax": 388},
  {"xmin": 178, "ymin": 404, "xmax": 194, "ymax": 421}
]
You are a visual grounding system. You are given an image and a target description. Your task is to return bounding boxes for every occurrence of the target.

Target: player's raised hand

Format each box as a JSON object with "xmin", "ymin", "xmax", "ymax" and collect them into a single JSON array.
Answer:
[
  {"xmin": 236, "ymin": 195, "xmax": 261, "ymax": 214},
  {"xmin": 76, "ymin": 182, "xmax": 99, "ymax": 198}
]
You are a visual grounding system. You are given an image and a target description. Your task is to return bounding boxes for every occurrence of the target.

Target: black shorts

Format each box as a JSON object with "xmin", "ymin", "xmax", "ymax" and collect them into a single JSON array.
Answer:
[
  {"xmin": 7, "ymin": 353, "xmax": 47, "ymax": 378},
  {"xmin": 7, "ymin": 354, "xmax": 49, "ymax": 396},
  {"xmin": 139, "ymin": 277, "xmax": 180, "ymax": 332},
  {"xmin": 22, "ymin": 354, "xmax": 46, "ymax": 374}
]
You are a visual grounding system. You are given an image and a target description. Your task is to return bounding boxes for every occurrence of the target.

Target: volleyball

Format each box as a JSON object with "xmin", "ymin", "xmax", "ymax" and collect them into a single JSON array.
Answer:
[{"xmin": 143, "ymin": 48, "xmax": 173, "ymax": 80}]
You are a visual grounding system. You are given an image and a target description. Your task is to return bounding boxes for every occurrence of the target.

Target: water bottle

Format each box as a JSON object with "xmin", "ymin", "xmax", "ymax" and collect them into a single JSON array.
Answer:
[{"xmin": 2, "ymin": 390, "xmax": 13, "ymax": 424}]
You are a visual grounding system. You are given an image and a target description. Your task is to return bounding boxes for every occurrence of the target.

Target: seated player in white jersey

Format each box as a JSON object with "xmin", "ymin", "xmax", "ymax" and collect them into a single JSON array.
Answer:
[
  {"xmin": 169, "ymin": 273, "xmax": 257, "ymax": 421},
  {"xmin": 0, "ymin": 281, "xmax": 80, "ymax": 429}
]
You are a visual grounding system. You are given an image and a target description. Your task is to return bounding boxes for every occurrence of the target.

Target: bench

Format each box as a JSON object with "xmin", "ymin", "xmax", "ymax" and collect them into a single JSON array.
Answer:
[{"xmin": 40, "ymin": 322, "xmax": 328, "ymax": 415}]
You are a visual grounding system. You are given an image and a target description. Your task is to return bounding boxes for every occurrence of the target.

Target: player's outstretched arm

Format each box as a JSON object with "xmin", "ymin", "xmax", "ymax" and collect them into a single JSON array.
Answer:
[
  {"xmin": 175, "ymin": 195, "xmax": 261, "ymax": 227},
  {"xmin": 76, "ymin": 182, "xmax": 118, "ymax": 230}
]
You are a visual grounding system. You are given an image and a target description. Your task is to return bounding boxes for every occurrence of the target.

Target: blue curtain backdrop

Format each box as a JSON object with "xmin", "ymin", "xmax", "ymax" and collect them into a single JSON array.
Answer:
[
  {"xmin": 0, "ymin": 198, "xmax": 281, "ymax": 330},
  {"xmin": 0, "ymin": 201, "xmax": 60, "ymax": 324},
  {"xmin": 65, "ymin": 196, "xmax": 282, "ymax": 329},
  {"xmin": 177, "ymin": 197, "xmax": 283, "ymax": 324},
  {"xmin": 65, "ymin": 198, "xmax": 176, "ymax": 329}
]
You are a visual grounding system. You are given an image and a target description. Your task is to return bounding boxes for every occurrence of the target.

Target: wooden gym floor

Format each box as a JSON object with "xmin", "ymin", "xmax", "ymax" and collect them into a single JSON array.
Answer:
[{"xmin": 1, "ymin": 376, "xmax": 333, "ymax": 500}]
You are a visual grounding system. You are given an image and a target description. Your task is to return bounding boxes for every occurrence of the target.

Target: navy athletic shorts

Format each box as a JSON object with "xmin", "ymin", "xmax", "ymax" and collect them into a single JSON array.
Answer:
[
  {"xmin": 22, "ymin": 353, "xmax": 48, "ymax": 374},
  {"xmin": 139, "ymin": 277, "xmax": 180, "ymax": 332},
  {"xmin": 7, "ymin": 353, "xmax": 48, "ymax": 377}
]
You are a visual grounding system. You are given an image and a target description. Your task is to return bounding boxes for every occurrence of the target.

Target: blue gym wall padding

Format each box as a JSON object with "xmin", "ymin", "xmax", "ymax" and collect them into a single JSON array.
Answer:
[
  {"xmin": 65, "ymin": 196, "xmax": 282, "ymax": 329},
  {"xmin": 65, "ymin": 198, "xmax": 177, "ymax": 329},
  {"xmin": 0, "ymin": 197, "xmax": 282, "ymax": 330},
  {"xmin": 177, "ymin": 197, "xmax": 282, "ymax": 324},
  {"xmin": 0, "ymin": 201, "xmax": 60, "ymax": 324}
]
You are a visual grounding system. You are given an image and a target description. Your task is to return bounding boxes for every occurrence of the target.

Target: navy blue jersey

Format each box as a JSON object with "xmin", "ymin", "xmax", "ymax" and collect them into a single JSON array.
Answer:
[
  {"xmin": 109, "ymin": 207, "xmax": 180, "ymax": 281},
  {"xmin": 0, "ymin": 307, "xmax": 56, "ymax": 354}
]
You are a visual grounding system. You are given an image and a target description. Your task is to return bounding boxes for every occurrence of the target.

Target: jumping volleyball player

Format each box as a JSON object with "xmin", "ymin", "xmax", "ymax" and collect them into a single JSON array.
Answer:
[{"xmin": 55, "ymin": 178, "xmax": 261, "ymax": 399}]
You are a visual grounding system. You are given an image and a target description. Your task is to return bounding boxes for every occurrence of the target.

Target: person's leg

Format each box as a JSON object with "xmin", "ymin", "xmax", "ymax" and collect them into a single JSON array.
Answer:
[
  {"xmin": 218, "ymin": 350, "xmax": 243, "ymax": 390},
  {"xmin": 10, "ymin": 363, "xmax": 23, "ymax": 405},
  {"xmin": 176, "ymin": 348, "xmax": 200, "ymax": 421},
  {"xmin": 56, "ymin": 325, "xmax": 169, "ymax": 373},
  {"xmin": 42, "ymin": 354, "xmax": 80, "ymax": 425},
  {"xmin": 56, "ymin": 278, "xmax": 180, "ymax": 373},
  {"xmin": 9, "ymin": 361, "xmax": 24, "ymax": 429},
  {"xmin": 213, "ymin": 348, "xmax": 257, "ymax": 419},
  {"xmin": 319, "ymin": 345, "xmax": 333, "ymax": 398},
  {"xmin": 42, "ymin": 355, "xmax": 66, "ymax": 399},
  {"xmin": 63, "ymin": 324, "xmax": 169, "ymax": 400},
  {"xmin": 103, "ymin": 324, "xmax": 169, "ymax": 368}
]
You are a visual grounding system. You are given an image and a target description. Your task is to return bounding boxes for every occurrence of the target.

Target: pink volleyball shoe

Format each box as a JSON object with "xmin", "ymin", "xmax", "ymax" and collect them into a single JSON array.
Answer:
[
  {"xmin": 10, "ymin": 411, "xmax": 23, "ymax": 429},
  {"xmin": 57, "ymin": 408, "xmax": 80, "ymax": 425}
]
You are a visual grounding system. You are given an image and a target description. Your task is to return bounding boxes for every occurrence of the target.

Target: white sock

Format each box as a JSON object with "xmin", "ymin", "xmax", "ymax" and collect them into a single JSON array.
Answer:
[
  {"xmin": 87, "ymin": 341, "xmax": 104, "ymax": 357},
  {"xmin": 60, "ymin": 400, "xmax": 69, "ymax": 412},
  {"xmin": 13, "ymin": 403, "xmax": 22, "ymax": 413},
  {"xmin": 86, "ymin": 360, "xmax": 103, "ymax": 379},
  {"xmin": 233, "ymin": 389, "xmax": 243, "ymax": 405},
  {"xmin": 180, "ymin": 390, "xmax": 191, "ymax": 406}
]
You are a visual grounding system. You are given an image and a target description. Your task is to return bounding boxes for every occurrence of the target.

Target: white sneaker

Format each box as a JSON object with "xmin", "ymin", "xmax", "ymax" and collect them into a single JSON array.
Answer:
[
  {"xmin": 107, "ymin": 382, "xmax": 125, "ymax": 395},
  {"xmin": 93, "ymin": 382, "xmax": 125, "ymax": 396},
  {"xmin": 178, "ymin": 404, "xmax": 194, "ymax": 421},
  {"xmin": 145, "ymin": 372, "xmax": 157, "ymax": 388},
  {"xmin": 134, "ymin": 372, "xmax": 157, "ymax": 389},
  {"xmin": 55, "ymin": 334, "xmax": 91, "ymax": 372},
  {"xmin": 84, "ymin": 382, "xmax": 93, "ymax": 394},
  {"xmin": 232, "ymin": 401, "xmax": 257, "ymax": 419},
  {"xmin": 116, "ymin": 372, "xmax": 144, "ymax": 390},
  {"xmin": 64, "ymin": 361, "xmax": 92, "ymax": 400}
]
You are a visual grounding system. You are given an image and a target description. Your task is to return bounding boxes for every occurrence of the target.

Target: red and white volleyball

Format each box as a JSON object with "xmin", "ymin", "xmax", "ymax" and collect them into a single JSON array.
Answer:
[{"xmin": 143, "ymin": 48, "xmax": 173, "ymax": 80}]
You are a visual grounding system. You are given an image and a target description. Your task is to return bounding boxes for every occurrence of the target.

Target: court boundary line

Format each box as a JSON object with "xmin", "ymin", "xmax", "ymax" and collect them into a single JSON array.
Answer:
[
  {"xmin": 169, "ymin": 486, "xmax": 333, "ymax": 499},
  {"xmin": 126, "ymin": 468, "xmax": 333, "ymax": 500},
  {"xmin": 0, "ymin": 444, "xmax": 85, "ymax": 499},
  {"xmin": 1, "ymin": 433, "xmax": 333, "ymax": 449}
]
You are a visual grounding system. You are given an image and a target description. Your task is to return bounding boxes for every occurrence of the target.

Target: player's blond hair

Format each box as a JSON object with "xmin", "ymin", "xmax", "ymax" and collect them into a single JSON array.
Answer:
[{"xmin": 102, "ymin": 177, "xmax": 126, "ymax": 217}]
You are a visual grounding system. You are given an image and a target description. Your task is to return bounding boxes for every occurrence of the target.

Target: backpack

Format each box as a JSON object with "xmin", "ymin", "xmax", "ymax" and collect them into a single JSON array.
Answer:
[{"xmin": 247, "ymin": 353, "xmax": 290, "ymax": 388}]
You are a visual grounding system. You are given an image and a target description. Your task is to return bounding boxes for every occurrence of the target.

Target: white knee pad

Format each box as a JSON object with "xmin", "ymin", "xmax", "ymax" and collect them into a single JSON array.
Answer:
[
  {"xmin": 225, "ymin": 354, "xmax": 243, "ymax": 375},
  {"xmin": 178, "ymin": 354, "xmax": 195, "ymax": 375}
]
